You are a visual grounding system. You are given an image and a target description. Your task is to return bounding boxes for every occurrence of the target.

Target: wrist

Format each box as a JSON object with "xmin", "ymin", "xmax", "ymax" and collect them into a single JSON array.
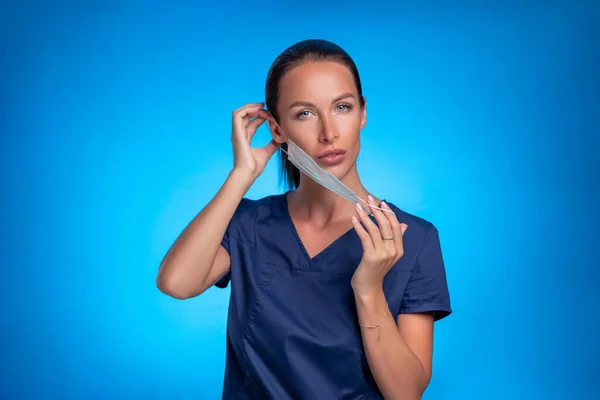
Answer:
[
  {"xmin": 352, "ymin": 282, "xmax": 384, "ymax": 302},
  {"xmin": 354, "ymin": 287, "xmax": 389, "ymax": 340},
  {"xmin": 229, "ymin": 167, "xmax": 258, "ymax": 187}
]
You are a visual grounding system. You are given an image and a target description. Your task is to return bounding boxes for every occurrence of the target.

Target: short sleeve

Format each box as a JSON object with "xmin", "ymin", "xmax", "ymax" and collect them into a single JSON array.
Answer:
[
  {"xmin": 399, "ymin": 224, "xmax": 452, "ymax": 321},
  {"xmin": 214, "ymin": 198, "xmax": 249, "ymax": 289}
]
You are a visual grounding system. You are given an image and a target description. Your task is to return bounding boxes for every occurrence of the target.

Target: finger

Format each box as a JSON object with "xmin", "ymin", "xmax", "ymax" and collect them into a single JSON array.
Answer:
[
  {"xmin": 355, "ymin": 202, "xmax": 383, "ymax": 249},
  {"xmin": 245, "ymin": 109, "xmax": 273, "ymax": 140},
  {"xmin": 401, "ymin": 224, "xmax": 408, "ymax": 235},
  {"xmin": 244, "ymin": 108, "xmax": 270, "ymax": 126},
  {"xmin": 351, "ymin": 215, "xmax": 375, "ymax": 252},
  {"xmin": 232, "ymin": 110, "xmax": 259, "ymax": 138},
  {"xmin": 394, "ymin": 223, "xmax": 408, "ymax": 260},
  {"xmin": 380, "ymin": 201, "xmax": 404, "ymax": 237},
  {"xmin": 263, "ymin": 138, "xmax": 281, "ymax": 158},
  {"xmin": 234, "ymin": 102, "xmax": 264, "ymax": 113},
  {"xmin": 232, "ymin": 104, "xmax": 264, "ymax": 135},
  {"xmin": 381, "ymin": 201, "xmax": 408, "ymax": 258},
  {"xmin": 366, "ymin": 195, "xmax": 394, "ymax": 243},
  {"xmin": 234, "ymin": 105, "xmax": 263, "ymax": 125},
  {"xmin": 246, "ymin": 115, "xmax": 267, "ymax": 136}
]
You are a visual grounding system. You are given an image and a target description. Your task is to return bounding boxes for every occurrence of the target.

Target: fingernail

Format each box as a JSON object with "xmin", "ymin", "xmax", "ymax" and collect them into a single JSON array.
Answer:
[
  {"xmin": 368, "ymin": 195, "xmax": 374, "ymax": 203},
  {"xmin": 356, "ymin": 203, "xmax": 362, "ymax": 212},
  {"xmin": 381, "ymin": 200, "xmax": 389, "ymax": 209},
  {"xmin": 352, "ymin": 216, "xmax": 358, "ymax": 223}
]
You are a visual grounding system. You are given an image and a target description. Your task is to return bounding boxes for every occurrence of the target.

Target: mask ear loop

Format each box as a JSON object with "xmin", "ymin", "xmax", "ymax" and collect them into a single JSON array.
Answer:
[{"xmin": 263, "ymin": 110, "xmax": 394, "ymax": 215}]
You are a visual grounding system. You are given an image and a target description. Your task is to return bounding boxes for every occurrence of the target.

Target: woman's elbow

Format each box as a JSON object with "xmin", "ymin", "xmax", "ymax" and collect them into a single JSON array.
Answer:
[{"xmin": 155, "ymin": 267, "xmax": 193, "ymax": 300}]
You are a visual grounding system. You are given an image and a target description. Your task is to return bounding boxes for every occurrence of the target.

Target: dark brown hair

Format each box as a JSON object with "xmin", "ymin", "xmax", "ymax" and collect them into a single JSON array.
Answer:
[{"xmin": 265, "ymin": 39, "xmax": 365, "ymax": 190}]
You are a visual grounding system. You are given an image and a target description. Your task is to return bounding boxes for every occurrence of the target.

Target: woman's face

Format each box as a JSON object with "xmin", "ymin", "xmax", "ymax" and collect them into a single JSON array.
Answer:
[{"xmin": 272, "ymin": 61, "xmax": 366, "ymax": 178}]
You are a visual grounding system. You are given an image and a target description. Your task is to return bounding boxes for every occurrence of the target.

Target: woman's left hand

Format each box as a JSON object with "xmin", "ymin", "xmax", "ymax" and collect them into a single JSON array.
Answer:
[{"xmin": 350, "ymin": 195, "xmax": 408, "ymax": 297}]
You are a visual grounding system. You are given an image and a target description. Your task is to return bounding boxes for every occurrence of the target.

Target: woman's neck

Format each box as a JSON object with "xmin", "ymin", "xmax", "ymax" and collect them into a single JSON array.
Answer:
[{"xmin": 287, "ymin": 167, "xmax": 376, "ymax": 225}]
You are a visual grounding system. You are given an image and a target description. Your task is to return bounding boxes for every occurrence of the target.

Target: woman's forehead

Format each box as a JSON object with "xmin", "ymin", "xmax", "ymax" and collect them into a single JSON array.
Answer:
[{"xmin": 278, "ymin": 61, "xmax": 358, "ymax": 105}]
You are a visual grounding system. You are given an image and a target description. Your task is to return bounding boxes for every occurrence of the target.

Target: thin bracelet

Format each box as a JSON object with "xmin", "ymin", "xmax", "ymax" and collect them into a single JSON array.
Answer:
[{"xmin": 358, "ymin": 303, "xmax": 388, "ymax": 342}]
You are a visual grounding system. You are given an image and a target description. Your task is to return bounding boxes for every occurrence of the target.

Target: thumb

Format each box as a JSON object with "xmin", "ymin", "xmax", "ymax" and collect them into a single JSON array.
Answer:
[{"xmin": 263, "ymin": 138, "xmax": 281, "ymax": 158}]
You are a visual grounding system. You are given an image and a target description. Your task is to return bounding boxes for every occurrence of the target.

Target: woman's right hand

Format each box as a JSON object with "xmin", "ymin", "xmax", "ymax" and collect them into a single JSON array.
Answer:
[{"xmin": 231, "ymin": 102, "xmax": 280, "ymax": 178}]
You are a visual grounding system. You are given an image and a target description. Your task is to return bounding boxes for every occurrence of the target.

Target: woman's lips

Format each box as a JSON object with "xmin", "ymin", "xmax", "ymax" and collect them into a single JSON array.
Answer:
[{"xmin": 319, "ymin": 153, "xmax": 345, "ymax": 165}]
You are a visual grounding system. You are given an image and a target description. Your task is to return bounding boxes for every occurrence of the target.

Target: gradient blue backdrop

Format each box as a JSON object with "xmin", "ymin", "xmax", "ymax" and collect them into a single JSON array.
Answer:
[{"xmin": 1, "ymin": 1, "xmax": 599, "ymax": 399}]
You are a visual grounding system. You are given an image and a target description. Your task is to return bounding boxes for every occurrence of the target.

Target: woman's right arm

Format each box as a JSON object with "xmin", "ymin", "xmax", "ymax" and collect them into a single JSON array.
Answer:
[
  {"xmin": 155, "ymin": 103, "xmax": 280, "ymax": 299},
  {"xmin": 155, "ymin": 169, "xmax": 253, "ymax": 299}
]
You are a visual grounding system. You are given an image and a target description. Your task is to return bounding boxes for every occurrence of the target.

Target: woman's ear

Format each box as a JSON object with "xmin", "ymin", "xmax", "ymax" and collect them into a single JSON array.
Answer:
[
  {"xmin": 360, "ymin": 97, "xmax": 367, "ymax": 129},
  {"xmin": 267, "ymin": 118, "xmax": 287, "ymax": 144}
]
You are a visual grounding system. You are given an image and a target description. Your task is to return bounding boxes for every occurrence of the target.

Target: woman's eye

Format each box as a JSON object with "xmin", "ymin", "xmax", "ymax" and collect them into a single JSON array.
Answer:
[
  {"xmin": 336, "ymin": 104, "xmax": 352, "ymax": 112},
  {"xmin": 297, "ymin": 110, "xmax": 312, "ymax": 119}
]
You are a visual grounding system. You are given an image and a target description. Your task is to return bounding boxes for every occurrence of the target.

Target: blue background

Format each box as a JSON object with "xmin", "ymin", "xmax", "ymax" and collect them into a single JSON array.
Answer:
[{"xmin": 2, "ymin": 1, "xmax": 599, "ymax": 399}]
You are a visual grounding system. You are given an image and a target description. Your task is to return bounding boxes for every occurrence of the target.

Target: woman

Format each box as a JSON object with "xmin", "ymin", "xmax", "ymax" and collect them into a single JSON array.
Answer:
[{"xmin": 156, "ymin": 39, "xmax": 452, "ymax": 400}]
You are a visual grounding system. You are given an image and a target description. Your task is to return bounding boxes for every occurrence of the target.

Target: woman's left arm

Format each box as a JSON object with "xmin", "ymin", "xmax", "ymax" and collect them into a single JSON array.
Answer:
[
  {"xmin": 350, "ymin": 196, "xmax": 441, "ymax": 400},
  {"xmin": 354, "ymin": 289, "xmax": 434, "ymax": 400}
]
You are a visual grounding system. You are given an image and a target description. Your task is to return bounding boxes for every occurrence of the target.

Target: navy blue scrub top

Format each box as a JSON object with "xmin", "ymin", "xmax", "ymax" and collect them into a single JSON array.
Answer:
[{"xmin": 215, "ymin": 192, "xmax": 452, "ymax": 400}]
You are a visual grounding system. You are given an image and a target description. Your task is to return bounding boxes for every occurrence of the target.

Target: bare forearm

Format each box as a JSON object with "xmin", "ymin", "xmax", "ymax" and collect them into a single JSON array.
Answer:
[
  {"xmin": 156, "ymin": 168, "xmax": 254, "ymax": 297},
  {"xmin": 355, "ymin": 288, "xmax": 428, "ymax": 400}
]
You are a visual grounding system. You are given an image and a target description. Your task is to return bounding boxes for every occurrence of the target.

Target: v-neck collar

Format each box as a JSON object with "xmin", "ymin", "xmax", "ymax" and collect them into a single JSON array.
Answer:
[{"xmin": 279, "ymin": 191, "xmax": 385, "ymax": 267}]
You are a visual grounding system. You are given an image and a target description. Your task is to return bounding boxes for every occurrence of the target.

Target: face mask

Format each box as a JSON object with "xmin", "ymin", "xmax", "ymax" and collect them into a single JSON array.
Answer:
[{"xmin": 265, "ymin": 112, "xmax": 393, "ymax": 215}]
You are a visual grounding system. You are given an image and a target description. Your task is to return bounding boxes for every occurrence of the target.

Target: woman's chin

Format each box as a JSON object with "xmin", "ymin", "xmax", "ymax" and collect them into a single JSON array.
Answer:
[{"xmin": 323, "ymin": 163, "xmax": 354, "ymax": 181}]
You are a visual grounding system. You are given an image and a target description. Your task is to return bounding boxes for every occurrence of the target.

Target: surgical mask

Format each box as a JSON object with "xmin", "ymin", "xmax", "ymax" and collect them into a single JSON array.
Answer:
[{"xmin": 265, "ymin": 112, "xmax": 393, "ymax": 215}]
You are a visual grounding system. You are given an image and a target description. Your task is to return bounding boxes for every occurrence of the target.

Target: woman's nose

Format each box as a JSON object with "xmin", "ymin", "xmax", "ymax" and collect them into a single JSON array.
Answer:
[{"xmin": 319, "ymin": 115, "xmax": 339, "ymax": 143}]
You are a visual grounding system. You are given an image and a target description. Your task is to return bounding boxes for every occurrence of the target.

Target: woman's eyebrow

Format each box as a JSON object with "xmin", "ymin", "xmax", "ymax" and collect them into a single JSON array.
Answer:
[
  {"xmin": 331, "ymin": 92, "xmax": 354, "ymax": 103},
  {"xmin": 288, "ymin": 92, "xmax": 356, "ymax": 109}
]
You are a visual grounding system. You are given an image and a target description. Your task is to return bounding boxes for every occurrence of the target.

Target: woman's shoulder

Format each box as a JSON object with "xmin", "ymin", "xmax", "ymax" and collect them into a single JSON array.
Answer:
[
  {"xmin": 382, "ymin": 199, "xmax": 438, "ymax": 238},
  {"xmin": 239, "ymin": 193, "xmax": 284, "ymax": 206},
  {"xmin": 237, "ymin": 193, "xmax": 284, "ymax": 210},
  {"xmin": 232, "ymin": 193, "xmax": 286, "ymax": 220},
  {"xmin": 226, "ymin": 194, "xmax": 285, "ymax": 243}
]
